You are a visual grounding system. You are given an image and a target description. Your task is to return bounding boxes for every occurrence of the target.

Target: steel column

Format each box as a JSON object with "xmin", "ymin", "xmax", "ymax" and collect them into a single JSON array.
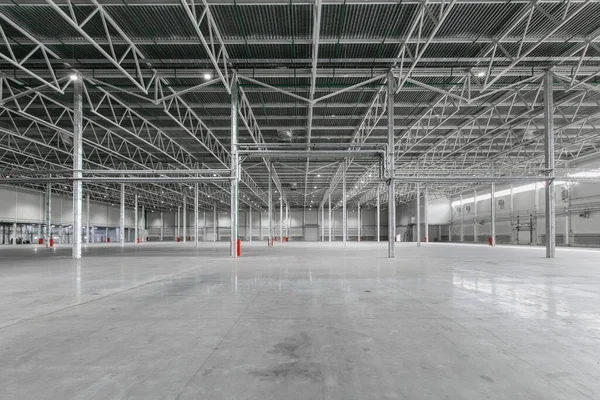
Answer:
[
  {"xmin": 195, "ymin": 182, "xmax": 199, "ymax": 248},
  {"xmin": 565, "ymin": 184, "xmax": 571, "ymax": 246},
  {"xmin": 45, "ymin": 183, "xmax": 51, "ymax": 247},
  {"xmin": 460, "ymin": 194, "xmax": 464, "ymax": 241},
  {"xmin": 134, "ymin": 193, "xmax": 138, "ymax": 243},
  {"xmin": 203, "ymin": 211, "xmax": 207, "ymax": 241},
  {"xmin": 491, "ymin": 182, "xmax": 496, "ymax": 247},
  {"xmin": 416, "ymin": 183, "xmax": 421, "ymax": 247},
  {"xmin": 544, "ymin": 70, "xmax": 556, "ymax": 258},
  {"xmin": 510, "ymin": 185, "xmax": 515, "ymax": 244},
  {"xmin": 473, "ymin": 189, "xmax": 478, "ymax": 242},
  {"xmin": 86, "ymin": 192, "xmax": 90, "ymax": 244},
  {"xmin": 213, "ymin": 206, "xmax": 217, "ymax": 242},
  {"xmin": 376, "ymin": 187, "xmax": 380, "ymax": 242},
  {"xmin": 231, "ymin": 75, "xmax": 239, "ymax": 258},
  {"xmin": 342, "ymin": 161, "xmax": 347, "ymax": 247},
  {"xmin": 176, "ymin": 206, "xmax": 180, "ymax": 241},
  {"xmin": 72, "ymin": 75, "xmax": 83, "ymax": 259},
  {"xmin": 321, "ymin": 205, "xmax": 325, "ymax": 241},
  {"xmin": 12, "ymin": 222, "xmax": 16, "ymax": 246},
  {"xmin": 328, "ymin": 194, "xmax": 332, "ymax": 242},
  {"xmin": 357, "ymin": 202, "xmax": 361, "ymax": 242},
  {"xmin": 268, "ymin": 161, "xmax": 273, "ymax": 246},
  {"xmin": 280, "ymin": 197, "xmax": 283, "ymax": 243},
  {"xmin": 160, "ymin": 211, "xmax": 164, "ymax": 241},
  {"xmin": 183, "ymin": 195, "xmax": 187, "ymax": 243},
  {"xmin": 448, "ymin": 199, "xmax": 452, "ymax": 242},
  {"xmin": 141, "ymin": 205, "xmax": 145, "ymax": 242},
  {"xmin": 424, "ymin": 188, "xmax": 428, "ymax": 243},
  {"xmin": 534, "ymin": 182, "xmax": 539, "ymax": 245},
  {"xmin": 249, "ymin": 207, "xmax": 253, "ymax": 242},
  {"xmin": 387, "ymin": 71, "xmax": 395, "ymax": 258},
  {"xmin": 120, "ymin": 183, "xmax": 125, "ymax": 247}
]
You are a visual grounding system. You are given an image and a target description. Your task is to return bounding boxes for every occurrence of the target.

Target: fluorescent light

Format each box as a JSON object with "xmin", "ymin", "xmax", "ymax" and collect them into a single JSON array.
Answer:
[
  {"xmin": 568, "ymin": 169, "xmax": 600, "ymax": 178},
  {"xmin": 69, "ymin": 74, "xmax": 78, "ymax": 81},
  {"xmin": 203, "ymin": 73, "xmax": 212, "ymax": 80}
]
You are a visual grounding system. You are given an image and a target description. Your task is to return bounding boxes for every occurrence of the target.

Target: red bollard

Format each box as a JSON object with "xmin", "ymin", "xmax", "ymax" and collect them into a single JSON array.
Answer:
[
  {"xmin": 286, "ymin": 236, "xmax": 289, "ymax": 242},
  {"xmin": 106, "ymin": 237, "xmax": 110, "ymax": 243},
  {"xmin": 488, "ymin": 237, "xmax": 493, "ymax": 246},
  {"xmin": 237, "ymin": 238, "xmax": 242, "ymax": 257},
  {"xmin": 38, "ymin": 238, "xmax": 43, "ymax": 245},
  {"xmin": 49, "ymin": 238, "xmax": 54, "ymax": 247},
  {"xmin": 137, "ymin": 238, "xmax": 140, "ymax": 244},
  {"xmin": 177, "ymin": 237, "xmax": 181, "ymax": 242}
]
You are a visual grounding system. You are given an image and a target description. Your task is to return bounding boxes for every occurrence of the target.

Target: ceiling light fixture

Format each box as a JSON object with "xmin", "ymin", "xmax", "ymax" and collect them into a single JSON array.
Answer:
[
  {"xmin": 69, "ymin": 73, "xmax": 78, "ymax": 81},
  {"xmin": 476, "ymin": 71, "xmax": 485, "ymax": 77},
  {"xmin": 204, "ymin": 73, "xmax": 212, "ymax": 80}
]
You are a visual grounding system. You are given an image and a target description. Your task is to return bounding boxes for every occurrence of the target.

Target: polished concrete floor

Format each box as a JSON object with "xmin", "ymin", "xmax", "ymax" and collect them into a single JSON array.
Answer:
[{"xmin": 1, "ymin": 241, "xmax": 600, "ymax": 399}]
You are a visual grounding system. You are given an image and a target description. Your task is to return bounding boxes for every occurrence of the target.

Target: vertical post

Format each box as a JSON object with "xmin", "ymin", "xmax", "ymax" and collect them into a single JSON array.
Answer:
[
  {"xmin": 177, "ymin": 206, "xmax": 181, "ymax": 241},
  {"xmin": 533, "ymin": 182, "xmax": 539, "ymax": 245},
  {"xmin": 473, "ymin": 189, "xmax": 478, "ymax": 242},
  {"xmin": 141, "ymin": 205, "xmax": 145, "ymax": 242},
  {"xmin": 230, "ymin": 74, "xmax": 239, "ymax": 258},
  {"xmin": 280, "ymin": 197, "xmax": 283, "ymax": 243},
  {"xmin": 448, "ymin": 198, "xmax": 452, "ymax": 242},
  {"xmin": 12, "ymin": 222, "xmax": 16, "ymax": 246},
  {"xmin": 387, "ymin": 71, "xmax": 396, "ymax": 258},
  {"xmin": 416, "ymin": 183, "xmax": 421, "ymax": 247},
  {"xmin": 195, "ymin": 183, "xmax": 199, "ymax": 248},
  {"xmin": 134, "ymin": 193, "xmax": 138, "ymax": 243},
  {"xmin": 268, "ymin": 161, "xmax": 273, "ymax": 246},
  {"xmin": 160, "ymin": 211, "xmax": 164, "ymax": 241},
  {"xmin": 510, "ymin": 184, "xmax": 515, "ymax": 244},
  {"xmin": 460, "ymin": 194, "xmax": 464, "ymax": 241},
  {"xmin": 376, "ymin": 187, "xmax": 380, "ymax": 242},
  {"xmin": 357, "ymin": 202, "xmax": 361, "ymax": 241},
  {"xmin": 321, "ymin": 205, "xmax": 325, "ymax": 241},
  {"xmin": 203, "ymin": 211, "xmax": 207, "ymax": 241},
  {"xmin": 213, "ymin": 205, "xmax": 217, "ymax": 242},
  {"xmin": 183, "ymin": 195, "xmax": 187, "ymax": 243},
  {"xmin": 491, "ymin": 182, "xmax": 496, "ymax": 247},
  {"xmin": 544, "ymin": 70, "xmax": 556, "ymax": 258},
  {"xmin": 328, "ymin": 194, "xmax": 332, "ymax": 242},
  {"xmin": 424, "ymin": 188, "xmax": 428, "ymax": 243},
  {"xmin": 249, "ymin": 207, "xmax": 253, "ymax": 242},
  {"xmin": 565, "ymin": 184, "xmax": 571, "ymax": 246},
  {"xmin": 342, "ymin": 161, "xmax": 347, "ymax": 247},
  {"xmin": 72, "ymin": 74, "xmax": 83, "ymax": 259},
  {"xmin": 86, "ymin": 192, "xmax": 90, "ymax": 244},
  {"xmin": 120, "ymin": 183, "xmax": 125, "ymax": 247},
  {"xmin": 45, "ymin": 183, "xmax": 52, "ymax": 247}
]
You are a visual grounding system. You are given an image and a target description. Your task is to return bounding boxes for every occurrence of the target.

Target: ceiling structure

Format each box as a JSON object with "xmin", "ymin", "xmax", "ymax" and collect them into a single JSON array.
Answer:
[{"xmin": 2, "ymin": 0, "xmax": 600, "ymax": 213}]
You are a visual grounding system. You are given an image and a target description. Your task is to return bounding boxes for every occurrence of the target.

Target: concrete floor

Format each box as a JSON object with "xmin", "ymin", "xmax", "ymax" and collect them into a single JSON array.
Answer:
[{"xmin": 1, "ymin": 242, "xmax": 600, "ymax": 399}]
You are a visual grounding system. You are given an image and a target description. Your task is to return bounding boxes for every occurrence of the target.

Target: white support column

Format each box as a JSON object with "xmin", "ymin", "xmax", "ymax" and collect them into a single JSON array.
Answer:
[
  {"xmin": 357, "ymin": 202, "xmax": 361, "ymax": 242},
  {"xmin": 176, "ymin": 206, "xmax": 180, "ymax": 241},
  {"xmin": 280, "ymin": 197, "xmax": 283, "ymax": 243},
  {"xmin": 424, "ymin": 188, "xmax": 429, "ymax": 243},
  {"xmin": 328, "ymin": 194, "xmax": 332, "ymax": 242},
  {"xmin": 203, "ymin": 211, "xmax": 207, "ymax": 242},
  {"xmin": 268, "ymin": 162, "xmax": 273, "ymax": 246},
  {"xmin": 141, "ymin": 205, "xmax": 145, "ymax": 242},
  {"xmin": 160, "ymin": 211, "xmax": 164, "ymax": 241},
  {"xmin": 342, "ymin": 161, "xmax": 347, "ymax": 247},
  {"xmin": 183, "ymin": 195, "xmax": 187, "ymax": 243},
  {"xmin": 120, "ymin": 183, "xmax": 125, "ymax": 248},
  {"xmin": 565, "ymin": 184, "xmax": 571, "ymax": 246},
  {"xmin": 544, "ymin": 69, "xmax": 556, "ymax": 258},
  {"xmin": 460, "ymin": 194, "xmax": 464, "ymax": 242},
  {"xmin": 491, "ymin": 181, "xmax": 496, "ymax": 247},
  {"xmin": 45, "ymin": 183, "xmax": 52, "ymax": 247},
  {"xmin": 416, "ymin": 183, "xmax": 421, "ymax": 247},
  {"xmin": 72, "ymin": 74, "xmax": 83, "ymax": 259},
  {"xmin": 387, "ymin": 71, "xmax": 395, "ymax": 258},
  {"xmin": 230, "ymin": 74, "xmax": 239, "ymax": 258},
  {"xmin": 321, "ymin": 205, "xmax": 325, "ymax": 241},
  {"xmin": 134, "ymin": 193, "xmax": 138, "ymax": 243},
  {"xmin": 473, "ymin": 189, "xmax": 478, "ymax": 242},
  {"xmin": 448, "ymin": 198, "xmax": 452, "ymax": 242},
  {"xmin": 376, "ymin": 187, "xmax": 380, "ymax": 242},
  {"xmin": 12, "ymin": 222, "xmax": 16, "ymax": 246},
  {"xmin": 249, "ymin": 207, "xmax": 253, "ymax": 242},
  {"xmin": 510, "ymin": 184, "xmax": 515, "ymax": 245},
  {"xmin": 534, "ymin": 182, "xmax": 539, "ymax": 245},
  {"xmin": 213, "ymin": 206, "xmax": 217, "ymax": 242},
  {"xmin": 86, "ymin": 192, "xmax": 90, "ymax": 244},
  {"xmin": 195, "ymin": 183, "xmax": 199, "ymax": 248}
]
